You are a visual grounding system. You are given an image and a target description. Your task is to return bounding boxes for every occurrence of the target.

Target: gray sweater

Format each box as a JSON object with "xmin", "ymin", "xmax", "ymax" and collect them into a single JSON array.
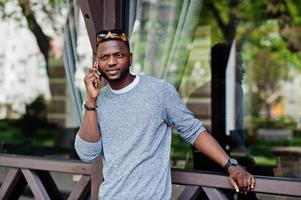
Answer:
[{"xmin": 75, "ymin": 75, "xmax": 205, "ymax": 200}]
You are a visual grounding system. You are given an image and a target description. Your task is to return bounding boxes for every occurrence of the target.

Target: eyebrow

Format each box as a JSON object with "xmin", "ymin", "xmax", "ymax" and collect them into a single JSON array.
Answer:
[{"xmin": 99, "ymin": 51, "xmax": 127, "ymax": 56}]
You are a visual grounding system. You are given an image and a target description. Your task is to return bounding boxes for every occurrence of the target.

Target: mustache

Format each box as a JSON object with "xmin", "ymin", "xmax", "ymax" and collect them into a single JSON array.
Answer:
[
  {"xmin": 97, "ymin": 66, "xmax": 130, "ymax": 81},
  {"xmin": 106, "ymin": 68, "xmax": 120, "ymax": 71}
]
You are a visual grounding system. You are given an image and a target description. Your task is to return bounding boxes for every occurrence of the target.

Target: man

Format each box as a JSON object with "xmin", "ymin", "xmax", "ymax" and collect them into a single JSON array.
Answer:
[{"xmin": 74, "ymin": 29, "xmax": 255, "ymax": 200}]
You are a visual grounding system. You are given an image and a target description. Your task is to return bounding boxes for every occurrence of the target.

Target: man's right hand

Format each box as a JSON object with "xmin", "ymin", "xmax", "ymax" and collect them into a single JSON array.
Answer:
[{"xmin": 84, "ymin": 60, "xmax": 102, "ymax": 101}]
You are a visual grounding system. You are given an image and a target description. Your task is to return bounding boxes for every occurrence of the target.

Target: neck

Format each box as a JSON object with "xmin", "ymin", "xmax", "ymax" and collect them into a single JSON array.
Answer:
[{"xmin": 109, "ymin": 74, "xmax": 135, "ymax": 90}]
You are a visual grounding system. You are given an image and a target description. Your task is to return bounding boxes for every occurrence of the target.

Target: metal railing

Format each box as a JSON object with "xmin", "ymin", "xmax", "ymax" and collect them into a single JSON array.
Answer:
[{"xmin": 0, "ymin": 154, "xmax": 301, "ymax": 200}]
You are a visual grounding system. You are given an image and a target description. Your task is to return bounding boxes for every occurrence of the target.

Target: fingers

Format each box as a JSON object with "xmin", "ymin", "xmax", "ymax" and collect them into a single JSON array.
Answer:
[
  {"xmin": 92, "ymin": 60, "xmax": 102, "ymax": 82},
  {"xmin": 86, "ymin": 69, "xmax": 100, "ymax": 82},
  {"xmin": 88, "ymin": 68, "xmax": 99, "ymax": 76},
  {"xmin": 239, "ymin": 175, "xmax": 247, "ymax": 193},
  {"xmin": 251, "ymin": 175, "xmax": 255, "ymax": 189},
  {"xmin": 229, "ymin": 167, "xmax": 255, "ymax": 194},
  {"xmin": 85, "ymin": 68, "xmax": 101, "ymax": 88},
  {"xmin": 246, "ymin": 175, "xmax": 255, "ymax": 192},
  {"xmin": 93, "ymin": 60, "xmax": 98, "ymax": 69},
  {"xmin": 243, "ymin": 174, "xmax": 249, "ymax": 193},
  {"xmin": 246, "ymin": 175, "xmax": 252, "ymax": 192},
  {"xmin": 243, "ymin": 173, "xmax": 255, "ymax": 193},
  {"xmin": 239, "ymin": 172, "xmax": 253, "ymax": 193},
  {"xmin": 229, "ymin": 177, "xmax": 239, "ymax": 193},
  {"xmin": 93, "ymin": 60, "xmax": 102, "ymax": 76}
]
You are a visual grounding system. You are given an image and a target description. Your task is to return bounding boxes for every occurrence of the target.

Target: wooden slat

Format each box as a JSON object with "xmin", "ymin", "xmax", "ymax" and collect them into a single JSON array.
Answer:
[
  {"xmin": 21, "ymin": 169, "xmax": 50, "ymax": 200},
  {"xmin": 254, "ymin": 176, "xmax": 301, "ymax": 197},
  {"xmin": 91, "ymin": 156, "xmax": 103, "ymax": 200},
  {"xmin": 177, "ymin": 186, "xmax": 201, "ymax": 200},
  {"xmin": 172, "ymin": 169, "xmax": 301, "ymax": 197},
  {"xmin": 36, "ymin": 171, "xmax": 62, "ymax": 199},
  {"xmin": 79, "ymin": 0, "xmax": 119, "ymax": 55},
  {"xmin": 202, "ymin": 187, "xmax": 228, "ymax": 200},
  {"xmin": 0, "ymin": 168, "xmax": 26, "ymax": 200},
  {"xmin": 1, "ymin": 155, "xmax": 301, "ymax": 199},
  {"xmin": 0, "ymin": 168, "xmax": 20, "ymax": 198},
  {"xmin": 172, "ymin": 169, "xmax": 232, "ymax": 189},
  {"xmin": 0, "ymin": 154, "xmax": 91, "ymax": 174},
  {"xmin": 68, "ymin": 175, "xmax": 91, "ymax": 200},
  {"xmin": 79, "ymin": 1, "xmax": 121, "ymax": 198},
  {"xmin": 79, "ymin": 0, "xmax": 103, "ymax": 54}
]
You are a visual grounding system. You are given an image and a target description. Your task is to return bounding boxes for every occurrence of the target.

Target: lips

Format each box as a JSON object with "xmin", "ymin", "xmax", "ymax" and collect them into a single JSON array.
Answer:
[{"xmin": 106, "ymin": 68, "xmax": 120, "ymax": 75}]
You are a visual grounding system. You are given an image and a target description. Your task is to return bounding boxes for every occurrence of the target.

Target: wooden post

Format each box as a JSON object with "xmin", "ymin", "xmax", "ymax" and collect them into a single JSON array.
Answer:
[
  {"xmin": 79, "ymin": 0, "xmax": 129, "ymax": 198},
  {"xmin": 0, "ymin": 168, "xmax": 26, "ymax": 200},
  {"xmin": 79, "ymin": 0, "xmax": 121, "ymax": 56},
  {"xmin": 91, "ymin": 156, "xmax": 103, "ymax": 200}
]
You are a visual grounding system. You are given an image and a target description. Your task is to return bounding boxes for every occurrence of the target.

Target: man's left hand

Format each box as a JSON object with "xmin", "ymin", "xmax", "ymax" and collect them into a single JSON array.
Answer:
[{"xmin": 228, "ymin": 165, "xmax": 255, "ymax": 193}]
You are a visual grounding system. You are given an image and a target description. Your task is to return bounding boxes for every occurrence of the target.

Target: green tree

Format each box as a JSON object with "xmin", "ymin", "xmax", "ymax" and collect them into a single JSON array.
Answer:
[
  {"xmin": 201, "ymin": 0, "xmax": 301, "ymax": 119},
  {"xmin": 202, "ymin": 0, "xmax": 301, "ymax": 52},
  {"xmin": 0, "ymin": 0, "xmax": 67, "ymax": 76}
]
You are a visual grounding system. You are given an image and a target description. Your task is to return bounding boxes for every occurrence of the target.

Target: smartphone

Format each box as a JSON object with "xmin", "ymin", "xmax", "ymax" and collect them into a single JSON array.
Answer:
[{"xmin": 93, "ymin": 60, "xmax": 100, "ymax": 74}]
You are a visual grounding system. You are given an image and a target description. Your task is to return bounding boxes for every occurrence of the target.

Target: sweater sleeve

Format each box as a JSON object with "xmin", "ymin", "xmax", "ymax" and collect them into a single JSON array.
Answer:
[
  {"xmin": 163, "ymin": 81, "xmax": 206, "ymax": 144},
  {"xmin": 74, "ymin": 133, "xmax": 103, "ymax": 163}
]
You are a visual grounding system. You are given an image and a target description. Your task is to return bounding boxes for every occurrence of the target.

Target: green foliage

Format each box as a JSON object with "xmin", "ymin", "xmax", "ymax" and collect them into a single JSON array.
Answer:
[
  {"xmin": 248, "ymin": 147, "xmax": 275, "ymax": 159},
  {"xmin": 247, "ymin": 134, "xmax": 301, "ymax": 166},
  {"xmin": 239, "ymin": 0, "xmax": 271, "ymax": 22},
  {"xmin": 171, "ymin": 133, "xmax": 192, "ymax": 159},
  {"xmin": 20, "ymin": 95, "xmax": 48, "ymax": 137},
  {"xmin": 250, "ymin": 155, "xmax": 276, "ymax": 166},
  {"xmin": 0, "ymin": 96, "xmax": 59, "ymax": 147},
  {"xmin": 238, "ymin": 18, "xmax": 301, "ymax": 118},
  {"xmin": 251, "ymin": 116, "xmax": 297, "ymax": 129},
  {"xmin": 0, "ymin": 119, "xmax": 23, "ymax": 143},
  {"xmin": 290, "ymin": 136, "xmax": 301, "ymax": 145}
]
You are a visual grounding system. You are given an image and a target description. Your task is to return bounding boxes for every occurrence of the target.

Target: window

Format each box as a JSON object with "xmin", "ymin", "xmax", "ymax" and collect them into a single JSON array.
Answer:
[{"xmin": 130, "ymin": 0, "xmax": 301, "ymax": 180}]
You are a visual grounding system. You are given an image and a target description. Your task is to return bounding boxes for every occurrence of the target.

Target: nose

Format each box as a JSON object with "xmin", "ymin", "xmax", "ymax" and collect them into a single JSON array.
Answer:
[{"xmin": 108, "ymin": 55, "xmax": 117, "ymax": 65}]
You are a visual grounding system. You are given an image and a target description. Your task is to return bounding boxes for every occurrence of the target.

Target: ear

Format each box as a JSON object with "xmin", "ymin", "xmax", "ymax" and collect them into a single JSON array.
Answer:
[{"xmin": 129, "ymin": 52, "xmax": 133, "ymax": 65}]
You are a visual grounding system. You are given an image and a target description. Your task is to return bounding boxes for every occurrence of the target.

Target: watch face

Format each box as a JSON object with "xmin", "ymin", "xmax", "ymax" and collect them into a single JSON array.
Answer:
[{"xmin": 229, "ymin": 158, "xmax": 238, "ymax": 165}]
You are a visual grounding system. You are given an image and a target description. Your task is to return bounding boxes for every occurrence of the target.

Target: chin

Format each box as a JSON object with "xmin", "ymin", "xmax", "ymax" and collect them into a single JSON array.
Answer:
[
  {"xmin": 102, "ymin": 73, "xmax": 120, "ymax": 81},
  {"xmin": 106, "ymin": 76, "xmax": 122, "ymax": 82}
]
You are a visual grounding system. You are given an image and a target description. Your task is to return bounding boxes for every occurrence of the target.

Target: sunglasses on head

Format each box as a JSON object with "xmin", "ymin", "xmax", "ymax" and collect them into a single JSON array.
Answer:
[{"xmin": 96, "ymin": 29, "xmax": 129, "ymax": 44}]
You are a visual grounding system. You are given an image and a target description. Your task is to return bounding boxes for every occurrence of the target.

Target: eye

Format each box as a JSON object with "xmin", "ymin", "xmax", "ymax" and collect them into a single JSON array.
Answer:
[
  {"xmin": 99, "ymin": 55, "xmax": 107, "ymax": 61},
  {"xmin": 116, "ymin": 53, "xmax": 124, "ymax": 58}
]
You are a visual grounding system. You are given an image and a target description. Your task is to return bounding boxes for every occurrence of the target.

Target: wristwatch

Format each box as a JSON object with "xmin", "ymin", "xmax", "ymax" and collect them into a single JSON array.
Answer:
[
  {"xmin": 224, "ymin": 158, "xmax": 238, "ymax": 172},
  {"xmin": 84, "ymin": 103, "xmax": 97, "ymax": 111}
]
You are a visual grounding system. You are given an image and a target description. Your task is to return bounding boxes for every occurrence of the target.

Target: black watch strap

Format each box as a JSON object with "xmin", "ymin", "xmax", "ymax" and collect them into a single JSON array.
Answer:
[
  {"xmin": 224, "ymin": 158, "xmax": 238, "ymax": 172},
  {"xmin": 84, "ymin": 103, "xmax": 97, "ymax": 111}
]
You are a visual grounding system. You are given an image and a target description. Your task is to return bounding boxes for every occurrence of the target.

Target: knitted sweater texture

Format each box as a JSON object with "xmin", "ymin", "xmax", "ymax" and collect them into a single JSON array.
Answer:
[{"xmin": 75, "ymin": 75, "xmax": 205, "ymax": 200}]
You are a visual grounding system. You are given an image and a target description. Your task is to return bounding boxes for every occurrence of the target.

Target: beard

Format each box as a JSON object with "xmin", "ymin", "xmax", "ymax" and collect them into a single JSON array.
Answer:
[{"xmin": 99, "ymin": 65, "xmax": 130, "ymax": 82}]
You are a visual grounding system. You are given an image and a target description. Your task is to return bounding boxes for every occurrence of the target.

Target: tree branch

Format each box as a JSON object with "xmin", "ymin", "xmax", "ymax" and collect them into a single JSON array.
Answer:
[
  {"xmin": 18, "ymin": 0, "xmax": 50, "ymax": 73},
  {"xmin": 205, "ymin": 0, "xmax": 227, "ymax": 39}
]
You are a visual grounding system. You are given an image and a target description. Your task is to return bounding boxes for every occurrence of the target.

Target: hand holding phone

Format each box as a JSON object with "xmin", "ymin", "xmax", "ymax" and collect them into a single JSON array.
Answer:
[
  {"xmin": 84, "ymin": 60, "xmax": 102, "ymax": 99},
  {"xmin": 92, "ymin": 60, "xmax": 102, "ymax": 88}
]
